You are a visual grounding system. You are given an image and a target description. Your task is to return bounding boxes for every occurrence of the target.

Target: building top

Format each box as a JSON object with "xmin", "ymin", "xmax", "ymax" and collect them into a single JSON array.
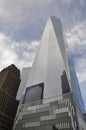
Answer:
[{"xmin": 0, "ymin": 64, "xmax": 20, "ymax": 78}]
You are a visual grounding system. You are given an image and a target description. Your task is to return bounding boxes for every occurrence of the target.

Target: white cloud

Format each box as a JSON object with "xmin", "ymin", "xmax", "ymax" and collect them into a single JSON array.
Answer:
[
  {"xmin": 66, "ymin": 21, "xmax": 86, "ymax": 49},
  {"xmin": 0, "ymin": 33, "xmax": 39, "ymax": 71},
  {"xmin": 79, "ymin": 0, "xmax": 85, "ymax": 6},
  {"xmin": 62, "ymin": 0, "xmax": 71, "ymax": 4},
  {"xmin": 0, "ymin": 0, "xmax": 52, "ymax": 23},
  {"xmin": 66, "ymin": 21, "xmax": 86, "ymax": 86}
]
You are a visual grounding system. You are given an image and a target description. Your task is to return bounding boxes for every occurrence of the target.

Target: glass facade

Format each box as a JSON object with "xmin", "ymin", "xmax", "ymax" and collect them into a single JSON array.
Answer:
[
  {"xmin": 23, "ymin": 83, "xmax": 44, "ymax": 104},
  {"xmin": 61, "ymin": 71, "xmax": 70, "ymax": 94},
  {"xmin": 68, "ymin": 53, "xmax": 85, "ymax": 112},
  {"xmin": 24, "ymin": 16, "xmax": 71, "ymax": 100},
  {"xmin": 13, "ymin": 16, "xmax": 86, "ymax": 130}
]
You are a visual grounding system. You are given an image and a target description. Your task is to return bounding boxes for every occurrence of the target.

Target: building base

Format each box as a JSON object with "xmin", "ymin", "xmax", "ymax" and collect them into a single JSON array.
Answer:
[{"xmin": 13, "ymin": 93, "xmax": 86, "ymax": 130}]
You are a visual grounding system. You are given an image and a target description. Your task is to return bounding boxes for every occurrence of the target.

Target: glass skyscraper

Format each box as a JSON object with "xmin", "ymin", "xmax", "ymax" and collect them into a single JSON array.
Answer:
[{"xmin": 13, "ymin": 16, "xmax": 86, "ymax": 130}]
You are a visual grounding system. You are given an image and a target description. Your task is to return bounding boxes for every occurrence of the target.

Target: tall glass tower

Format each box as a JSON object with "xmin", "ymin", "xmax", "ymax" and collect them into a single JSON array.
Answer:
[
  {"xmin": 25, "ymin": 16, "xmax": 70, "ymax": 99},
  {"xmin": 14, "ymin": 16, "xmax": 86, "ymax": 130}
]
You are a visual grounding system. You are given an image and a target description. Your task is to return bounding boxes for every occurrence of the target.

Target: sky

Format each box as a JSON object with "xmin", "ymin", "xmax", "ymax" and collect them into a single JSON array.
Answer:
[{"xmin": 0, "ymin": 0, "xmax": 86, "ymax": 107}]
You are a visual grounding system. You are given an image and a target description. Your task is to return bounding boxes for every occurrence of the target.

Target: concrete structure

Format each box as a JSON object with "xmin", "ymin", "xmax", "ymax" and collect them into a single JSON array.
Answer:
[
  {"xmin": 17, "ymin": 67, "xmax": 31, "ymax": 100},
  {"xmin": 13, "ymin": 16, "xmax": 86, "ymax": 130},
  {"xmin": 14, "ymin": 93, "xmax": 84, "ymax": 130},
  {"xmin": 0, "ymin": 64, "xmax": 21, "ymax": 130}
]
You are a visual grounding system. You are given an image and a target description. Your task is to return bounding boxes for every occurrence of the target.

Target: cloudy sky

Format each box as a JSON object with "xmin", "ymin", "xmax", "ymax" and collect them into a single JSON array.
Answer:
[{"xmin": 0, "ymin": 0, "xmax": 86, "ymax": 107}]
